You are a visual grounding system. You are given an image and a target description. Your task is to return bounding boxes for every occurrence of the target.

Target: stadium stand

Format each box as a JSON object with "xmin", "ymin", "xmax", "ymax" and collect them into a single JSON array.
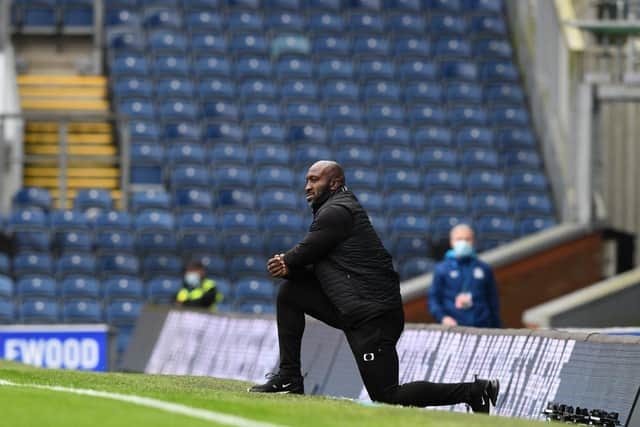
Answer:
[{"xmin": 1, "ymin": 0, "xmax": 558, "ymax": 359}]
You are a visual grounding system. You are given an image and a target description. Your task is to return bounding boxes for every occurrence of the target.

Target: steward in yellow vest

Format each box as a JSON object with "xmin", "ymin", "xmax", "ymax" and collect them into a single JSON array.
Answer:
[{"xmin": 175, "ymin": 260, "xmax": 223, "ymax": 310}]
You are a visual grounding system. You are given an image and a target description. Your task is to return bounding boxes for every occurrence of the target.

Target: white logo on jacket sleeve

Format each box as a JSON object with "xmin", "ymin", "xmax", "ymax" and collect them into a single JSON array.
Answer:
[
  {"xmin": 449, "ymin": 270, "xmax": 459, "ymax": 279},
  {"xmin": 473, "ymin": 267, "xmax": 484, "ymax": 279}
]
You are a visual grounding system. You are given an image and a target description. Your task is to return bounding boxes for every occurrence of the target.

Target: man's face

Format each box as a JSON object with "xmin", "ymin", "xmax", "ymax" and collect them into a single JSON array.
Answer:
[
  {"xmin": 305, "ymin": 163, "xmax": 333, "ymax": 204},
  {"xmin": 450, "ymin": 227, "xmax": 474, "ymax": 248}
]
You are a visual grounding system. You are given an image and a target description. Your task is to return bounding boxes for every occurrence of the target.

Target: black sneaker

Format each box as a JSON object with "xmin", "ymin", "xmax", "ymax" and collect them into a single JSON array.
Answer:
[
  {"xmin": 248, "ymin": 373, "xmax": 304, "ymax": 395},
  {"xmin": 469, "ymin": 375, "xmax": 500, "ymax": 414}
]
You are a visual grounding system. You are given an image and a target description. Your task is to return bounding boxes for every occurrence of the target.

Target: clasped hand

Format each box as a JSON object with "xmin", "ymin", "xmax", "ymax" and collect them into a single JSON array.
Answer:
[{"xmin": 267, "ymin": 253, "xmax": 288, "ymax": 278}]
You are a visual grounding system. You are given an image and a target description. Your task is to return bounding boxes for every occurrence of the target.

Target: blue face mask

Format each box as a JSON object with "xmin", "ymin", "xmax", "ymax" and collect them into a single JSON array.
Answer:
[
  {"xmin": 184, "ymin": 272, "xmax": 201, "ymax": 288},
  {"xmin": 453, "ymin": 240, "xmax": 474, "ymax": 258}
]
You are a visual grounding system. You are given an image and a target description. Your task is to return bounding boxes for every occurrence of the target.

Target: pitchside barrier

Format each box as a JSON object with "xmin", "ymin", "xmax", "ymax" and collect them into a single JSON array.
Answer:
[
  {"xmin": 123, "ymin": 306, "xmax": 640, "ymax": 426},
  {"xmin": 0, "ymin": 324, "xmax": 113, "ymax": 371}
]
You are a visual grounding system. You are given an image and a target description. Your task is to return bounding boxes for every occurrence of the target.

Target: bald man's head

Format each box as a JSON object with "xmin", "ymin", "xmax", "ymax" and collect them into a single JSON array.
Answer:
[{"xmin": 304, "ymin": 160, "xmax": 346, "ymax": 208}]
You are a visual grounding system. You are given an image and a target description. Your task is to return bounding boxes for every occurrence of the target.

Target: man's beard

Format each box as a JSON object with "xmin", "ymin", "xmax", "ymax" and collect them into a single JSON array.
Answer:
[{"xmin": 308, "ymin": 184, "xmax": 333, "ymax": 210}]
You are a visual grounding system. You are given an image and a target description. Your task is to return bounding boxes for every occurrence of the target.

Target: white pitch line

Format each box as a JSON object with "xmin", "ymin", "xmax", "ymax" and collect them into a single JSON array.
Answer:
[{"xmin": 0, "ymin": 379, "xmax": 286, "ymax": 427}]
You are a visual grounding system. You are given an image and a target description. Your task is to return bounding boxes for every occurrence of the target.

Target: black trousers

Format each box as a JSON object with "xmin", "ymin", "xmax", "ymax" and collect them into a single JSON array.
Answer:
[{"xmin": 277, "ymin": 275, "xmax": 475, "ymax": 407}]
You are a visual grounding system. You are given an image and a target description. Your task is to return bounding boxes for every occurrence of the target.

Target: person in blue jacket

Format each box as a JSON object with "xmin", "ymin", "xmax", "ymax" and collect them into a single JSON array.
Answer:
[{"xmin": 429, "ymin": 224, "xmax": 501, "ymax": 328}]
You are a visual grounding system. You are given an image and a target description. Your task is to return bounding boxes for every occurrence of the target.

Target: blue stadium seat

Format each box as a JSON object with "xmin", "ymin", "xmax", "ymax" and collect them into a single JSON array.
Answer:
[
  {"xmin": 117, "ymin": 99, "xmax": 155, "ymax": 119},
  {"xmin": 365, "ymin": 213, "xmax": 386, "ymax": 234},
  {"xmin": 22, "ymin": 5, "xmax": 57, "ymax": 32},
  {"xmin": 378, "ymin": 146, "xmax": 414, "ymax": 167},
  {"xmin": 129, "ymin": 191, "xmax": 169, "ymax": 214},
  {"xmin": 13, "ymin": 252, "xmax": 54, "ymax": 276},
  {"xmin": 106, "ymin": 300, "xmax": 142, "ymax": 325},
  {"xmin": 430, "ymin": 14, "xmax": 467, "ymax": 35},
  {"xmin": 293, "ymin": 144, "xmax": 332, "ymax": 167},
  {"xmin": 106, "ymin": 9, "xmax": 141, "ymax": 28},
  {"xmin": 202, "ymin": 100, "xmax": 239, "ymax": 121},
  {"xmin": 386, "ymin": 192, "xmax": 426, "ymax": 214},
  {"xmin": 222, "ymin": 232, "xmax": 265, "ymax": 255},
  {"xmin": 353, "ymin": 36, "xmax": 390, "ymax": 58},
  {"xmin": 408, "ymin": 105, "xmax": 447, "ymax": 126},
  {"xmin": 404, "ymin": 82, "xmax": 443, "ymax": 104},
  {"xmin": 228, "ymin": 11, "xmax": 264, "ymax": 32},
  {"xmin": 53, "ymin": 230, "xmax": 93, "ymax": 253},
  {"xmin": 16, "ymin": 275, "xmax": 56, "ymax": 298},
  {"xmin": 107, "ymin": 30, "xmax": 145, "ymax": 52},
  {"xmin": 392, "ymin": 235, "xmax": 430, "ymax": 258},
  {"xmin": 414, "ymin": 126, "xmax": 452, "ymax": 148},
  {"xmin": 449, "ymin": 106, "xmax": 488, "ymax": 126},
  {"xmin": 497, "ymin": 128, "xmax": 536, "ymax": 149},
  {"xmin": 147, "ymin": 276, "xmax": 182, "ymax": 304},
  {"xmin": 261, "ymin": 211, "xmax": 304, "ymax": 232},
  {"xmin": 113, "ymin": 78, "xmax": 153, "ymax": 99},
  {"xmin": 188, "ymin": 253, "xmax": 226, "ymax": 277},
  {"xmin": 142, "ymin": 254, "xmax": 183, "ymax": 277},
  {"xmin": 321, "ymin": 80, "xmax": 359, "ymax": 102},
  {"xmin": 174, "ymin": 188, "xmax": 214, "ymax": 211},
  {"xmin": 0, "ymin": 257, "xmax": 10, "ymax": 277},
  {"xmin": 0, "ymin": 274, "xmax": 12, "ymax": 300},
  {"xmin": 446, "ymin": 82, "xmax": 483, "ymax": 104},
  {"xmin": 112, "ymin": 55, "xmax": 149, "ymax": 77},
  {"xmin": 353, "ymin": 190, "xmax": 384, "ymax": 213},
  {"xmin": 255, "ymin": 166, "xmax": 295, "ymax": 189},
  {"xmin": 398, "ymin": 59, "xmax": 438, "ymax": 81},
  {"xmin": 366, "ymin": 103, "xmax": 404, "ymax": 124},
  {"xmin": 190, "ymin": 33, "xmax": 227, "ymax": 55},
  {"xmin": 518, "ymin": 216, "xmax": 557, "ymax": 236},
  {"xmin": 399, "ymin": 257, "xmax": 435, "ymax": 280},
  {"xmin": 169, "ymin": 165, "xmax": 209, "ymax": 189},
  {"xmin": 418, "ymin": 147, "xmax": 459, "ymax": 169},
  {"xmin": 8, "ymin": 208, "xmax": 48, "ymax": 230},
  {"xmin": 57, "ymin": 253, "xmax": 96, "ymax": 277},
  {"xmin": 136, "ymin": 230, "xmax": 178, "ymax": 254},
  {"xmin": 186, "ymin": 11, "xmax": 223, "ymax": 32},
  {"xmin": 61, "ymin": 275, "xmax": 100, "ymax": 299},
  {"xmin": 345, "ymin": 168, "xmax": 379, "ymax": 190},
  {"xmin": 481, "ymin": 60, "xmax": 519, "ymax": 82},
  {"xmin": 234, "ymin": 278, "xmax": 274, "ymax": 303},
  {"xmin": 157, "ymin": 79, "xmax": 195, "ymax": 100},
  {"xmin": 267, "ymin": 11, "xmax": 305, "ymax": 32},
  {"xmin": 288, "ymin": 124, "xmax": 327, "ymax": 146},
  {"xmin": 98, "ymin": 254, "xmax": 140, "ymax": 277},
  {"xmin": 243, "ymin": 101, "xmax": 281, "ymax": 123},
  {"xmin": 423, "ymin": 169, "xmax": 463, "ymax": 191},
  {"xmin": 211, "ymin": 166, "xmax": 253, "ymax": 190},
  {"xmin": 143, "ymin": 8, "xmax": 182, "ymax": 30},
  {"xmin": 167, "ymin": 143, "xmax": 206, "ymax": 166},
  {"xmin": 317, "ymin": 58, "xmax": 354, "ymax": 80},
  {"xmin": 428, "ymin": 192, "xmax": 468, "ymax": 214},
  {"xmin": 209, "ymin": 143, "xmax": 248, "ymax": 167},
  {"xmin": 226, "ymin": 0, "xmax": 261, "ymax": 9},
  {"xmin": 441, "ymin": 60, "xmax": 478, "ymax": 82},
  {"xmin": 309, "ymin": 13, "xmax": 344, "ymax": 33},
  {"xmin": 468, "ymin": 0, "xmax": 503, "ymax": 14},
  {"xmin": 217, "ymin": 189, "xmax": 256, "ymax": 210},
  {"xmin": 461, "ymin": 148, "xmax": 500, "ymax": 169},
  {"xmin": 435, "ymin": 38, "xmax": 472, "ymax": 59},
  {"xmin": 134, "ymin": 210, "xmax": 175, "ymax": 231},
  {"xmin": 490, "ymin": 107, "xmax": 529, "ymax": 127},
  {"xmin": 257, "ymin": 189, "xmax": 298, "ymax": 211},
  {"xmin": 426, "ymin": 0, "xmax": 462, "ymax": 12},
  {"xmin": 246, "ymin": 123, "xmax": 286, "ymax": 144},
  {"xmin": 306, "ymin": 0, "xmax": 341, "ymax": 10},
  {"xmin": 95, "ymin": 230, "xmax": 135, "ymax": 253},
  {"xmin": 470, "ymin": 15, "xmax": 507, "ymax": 37},
  {"xmin": 473, "ymin": 38, "xmax": 512, "ymax": 59},
  {"xmin": 363, "ymin": 81, "xmax": 401, "ymax": 103},
  {"xmin": 312, "ymin": 35, "xmax": 351, "ymax": 57},
  {"xmin": 513, "ymin": 194, "xmax": 554, "ymax": 216},
  {"xmin": 237, "ymin": 79, "xmax": 276, "ymax": 101},
  {"xmin": 20, "ymin": 298, "xmax": 60, "ymax": 323},
  {"xmin": 193, "ymin": 56, "xmax": 232, "ymax": 78},
  {"xmin": 486, "ymin": 84, "xmax": 525, "ymax": 105},
  {"xmin": 358, "ymin": 59, "xmax": 395, "ymax": 81},
  {"xmin": 283, "ymin": 101, "xmax": 322, "ymax": 123},
  {"xmin": 230, "ymin": 34, "xmax": 268, "ymax": 57},
  {"xmin": 279, "ymin": 79, "xmax": 318, "ymax": 101},
  {"xmin": 205, "ymin": 123, "xmax": 244, "ymax": 145},
  {"xmin": 251, "ymin": 144, "xmax": 291, "ymax": 167},
  {"xmin": 347, "ymin": 12, "xmax": 384, "ymax": 33},
  {"xmin": 221, "ymin": 209, "xmax": 259, "ymax": 231},
  {"xmin": 330, "ymin": 124, "xmax": 368, "ymax": 146},
  {"xmin": 430, "ymin": 215, "xmax": 472, "ymax": 240},
  {"xmin": 13, "ymin": 230, "xmax": 51, "ymax": 252},
  {"xmin": 75, "ymin": 189, "xmax": 113, "ymax": 211},
  {"xmin": 335, "ymin": 146, "xmax": 375, "ymax": 167},
  {"xmin": 508, "ymin": 170, "xmax": 548, "ymax": 193},
  {"xmin": 476, "ymin": 215, "xmax": 516, "ymax": 238},
  {"xmin": 471, "ymin": 193, "xmax": 511, "ymax": 215},
  {"xmin": 387, "ymin": 13, "xmax": 425, "ymax": 33},
  {"xmin": 324, "ymin": 103, "xmax": 363, "ymax": 124},
  {"xmin": 13, "ymin": 187, "xmax": 52, "ymax": 211},
  {"xmin": 177, "ymin": 211, "xmax": 216, "ymax": 231},
  {"xmin": 159, "ymin": 99, "xmax": 199, "ymax": 121},
  {"xmin": 276, "ymin": 58, "xmax": 313, "ymax": 80},
  {"xmin": 179, "ymin": 231, "xmax": 220, "ymax": 253},
  {"xmin": 466, "ymin": 170, "xmax": 505, "ymax": 192},
  {"xmin": 128, "ymin": 121, "xmax": 160, "ymax": 141},
  {"xmin": 148, "ymin": 30, "xmax": 188, "ymax": 52},
  {"xmin": 455, "ymin": 127, "xmax": 495, "ymax": 148},
  {"xmin": 229, "ymin": 255, "xmax": 267, "ymax": 278},
  {"xmin": 63, "ymin": 300, "xmax": 103, "ymax": 323},
  {"xmin": 503, "ymin": 149, "xmax": 542, "ymax": 169},
  {"xmin": 92, "ymin": 210, "xmax": 132, "ymax": 231},
  {"xmin": 382, "ymin": 169, "xmax": 420, "ymax": 190}
]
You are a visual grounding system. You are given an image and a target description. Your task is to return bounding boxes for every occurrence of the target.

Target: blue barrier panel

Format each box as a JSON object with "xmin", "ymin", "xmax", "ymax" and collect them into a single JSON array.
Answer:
[{"xmin": 0, "ymin": 325, "xmax": 109, "ymax": 372}]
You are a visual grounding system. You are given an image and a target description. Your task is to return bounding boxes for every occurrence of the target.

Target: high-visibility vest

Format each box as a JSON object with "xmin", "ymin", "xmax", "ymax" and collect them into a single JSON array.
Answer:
[{"xmin": 175, "ymin": 278, "xmax": 223, "ymax": 308}]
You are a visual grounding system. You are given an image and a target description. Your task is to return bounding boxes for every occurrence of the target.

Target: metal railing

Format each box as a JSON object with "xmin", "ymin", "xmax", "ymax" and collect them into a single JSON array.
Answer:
[{"xmin": 0, "ymin": 112, "xmax": 131, "ymax": 213}]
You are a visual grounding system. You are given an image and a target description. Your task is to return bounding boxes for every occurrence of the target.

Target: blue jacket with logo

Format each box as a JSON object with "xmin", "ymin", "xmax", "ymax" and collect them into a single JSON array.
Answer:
[{"xmin": 428, "ymin": 250, "xmax": 501, "ymax": 327}]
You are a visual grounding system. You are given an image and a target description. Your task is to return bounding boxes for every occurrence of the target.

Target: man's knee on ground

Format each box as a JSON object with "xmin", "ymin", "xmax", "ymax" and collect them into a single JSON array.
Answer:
[{"xmin": 367, "ymin": 387, "xmax": 397, "ymax": 405}]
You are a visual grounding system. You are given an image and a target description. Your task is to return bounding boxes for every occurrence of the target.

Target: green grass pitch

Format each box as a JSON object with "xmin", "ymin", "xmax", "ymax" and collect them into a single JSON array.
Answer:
[{"xmin": 0, "ymin": 360, "xmax": 545, "ymax": 427}]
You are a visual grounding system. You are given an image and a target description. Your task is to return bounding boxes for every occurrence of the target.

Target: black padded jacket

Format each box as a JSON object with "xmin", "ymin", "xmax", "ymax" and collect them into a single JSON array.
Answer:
[{"xmin": 283, "ymin": 189, "xmax": 403, "ymax": 327}]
